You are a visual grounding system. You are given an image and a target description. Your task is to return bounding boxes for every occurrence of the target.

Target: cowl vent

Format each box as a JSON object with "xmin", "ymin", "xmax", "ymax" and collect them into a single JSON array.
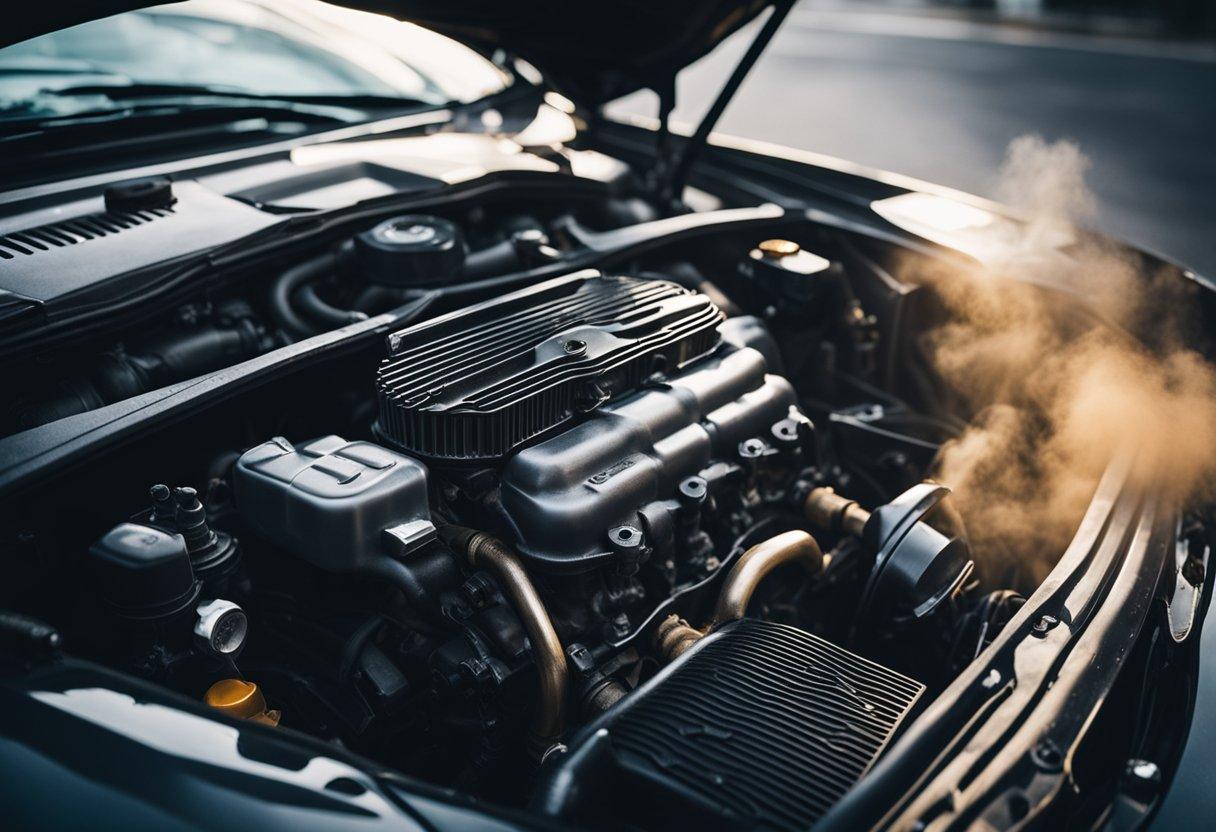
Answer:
[
  {"xmin": 0, "ymin": 207, "xmax": 175, "ymax": 260},
  {"xmin": 0, "ymin": 181, "xmax": 280, "ymax": 311}
]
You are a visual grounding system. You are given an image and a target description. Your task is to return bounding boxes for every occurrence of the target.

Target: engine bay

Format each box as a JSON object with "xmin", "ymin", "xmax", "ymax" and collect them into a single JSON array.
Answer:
[{"xmin": 0, "ymin": 179, "xmax": 1067, "ymax": 830}]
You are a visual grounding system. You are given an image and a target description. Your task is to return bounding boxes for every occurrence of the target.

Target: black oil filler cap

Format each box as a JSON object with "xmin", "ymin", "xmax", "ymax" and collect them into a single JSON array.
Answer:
[{"xmin": 90, "ymin": 522, "xmax": 200, "ymax": 621}]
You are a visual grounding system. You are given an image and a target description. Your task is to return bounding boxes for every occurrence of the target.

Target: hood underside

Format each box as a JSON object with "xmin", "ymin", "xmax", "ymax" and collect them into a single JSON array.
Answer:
[{"xmin": 12, "ymin": 0, "xmax": 772, "ymax": 105}]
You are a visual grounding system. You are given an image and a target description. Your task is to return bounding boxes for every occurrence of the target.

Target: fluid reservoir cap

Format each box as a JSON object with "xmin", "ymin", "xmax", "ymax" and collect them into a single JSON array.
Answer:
[
  {"xmin": 90, "ymin": 523, "xmax": 200, "ymax": 620},
  {"xmin": 204, "ymin": 679, "xmax": 281, "ymax": 725},
  {"xmin": 757, "ymin": 238, "xmax": 801, "ymax": 258},
  {"xmin": 744, "ymin": 239, "xmax": 834, "ymax": 303},
  {"xmin": 355, "ymin": 214, "xmax": 468, "ymax": 287}
]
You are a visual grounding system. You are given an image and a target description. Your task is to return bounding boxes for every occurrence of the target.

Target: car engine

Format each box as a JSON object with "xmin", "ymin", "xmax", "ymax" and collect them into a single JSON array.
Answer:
[{"xmin": 1, "ymin": 197, "xmax": 1016, "ymax": 831}]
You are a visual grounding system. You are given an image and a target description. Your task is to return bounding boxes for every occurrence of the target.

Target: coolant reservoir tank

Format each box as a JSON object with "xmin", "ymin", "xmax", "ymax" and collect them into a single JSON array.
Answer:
[{"xmin": 89, "ymin": 523, "xmax": 200, "ymax": 623}]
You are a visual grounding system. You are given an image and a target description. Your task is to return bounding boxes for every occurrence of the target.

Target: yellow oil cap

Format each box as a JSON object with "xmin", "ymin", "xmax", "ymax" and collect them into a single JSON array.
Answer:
[
  {"xmin": 204, "ymin": 679, "xmax": 281, "ymax": 726},
  {"xmin": 757, "ymin": 239, "xmax": 801, "ymax": 258}
]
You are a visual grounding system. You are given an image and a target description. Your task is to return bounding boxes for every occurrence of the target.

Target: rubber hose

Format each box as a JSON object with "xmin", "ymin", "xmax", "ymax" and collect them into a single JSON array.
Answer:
[
  {"xmin": 463, "ymin": 238, "xmax": 520, "ymax": 279},
  {"xmin": 269, "ymin": 251, "xmax": 337, "ymax": 340},
  {"xmin": 295, "ymin": 282, "xmax": 368, "ymax": 328}
]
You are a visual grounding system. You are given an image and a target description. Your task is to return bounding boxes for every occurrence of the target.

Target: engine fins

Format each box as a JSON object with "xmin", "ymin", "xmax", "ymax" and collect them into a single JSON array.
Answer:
[{"xmin": 376, "ymin": 272, "xmax": 723, "ymax": 460}]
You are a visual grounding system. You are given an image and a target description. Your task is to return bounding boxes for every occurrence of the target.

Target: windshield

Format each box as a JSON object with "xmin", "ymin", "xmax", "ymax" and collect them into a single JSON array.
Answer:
[{"xmin": 0, "ymin": 0, "xmax": 511, "ymax": 108}]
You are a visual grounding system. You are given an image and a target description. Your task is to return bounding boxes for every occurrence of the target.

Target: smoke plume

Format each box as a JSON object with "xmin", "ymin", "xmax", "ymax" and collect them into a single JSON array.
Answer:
[{"xmin": 908, "ymin": 135, "xmax": 1216, "ymax": 585}]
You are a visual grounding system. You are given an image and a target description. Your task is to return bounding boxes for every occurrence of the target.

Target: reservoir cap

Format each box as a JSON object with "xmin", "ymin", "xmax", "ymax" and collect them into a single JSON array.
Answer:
[{"xmin": 355, "ymin": 214, "xmax": 467, "ymax": 287}]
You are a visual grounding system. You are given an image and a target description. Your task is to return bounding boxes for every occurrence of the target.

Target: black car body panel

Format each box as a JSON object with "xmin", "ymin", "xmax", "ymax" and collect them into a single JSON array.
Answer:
[
  {"xmin": 2, "ymin": 4, "xmax": 1214, "ymax": 832},
  {"xmin": 0, "ymin": 657, "xmax": 547, "ymax": 831}
]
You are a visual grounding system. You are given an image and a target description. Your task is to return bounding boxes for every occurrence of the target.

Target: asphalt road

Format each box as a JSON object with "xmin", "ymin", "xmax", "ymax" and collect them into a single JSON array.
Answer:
[{"xmin": 609, "ymin": 4, "xmax": 1216, "ymax": 277}]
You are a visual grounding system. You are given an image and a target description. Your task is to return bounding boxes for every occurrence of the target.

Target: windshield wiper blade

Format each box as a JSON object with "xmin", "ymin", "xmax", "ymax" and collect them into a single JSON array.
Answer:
[
  {"xmin": 45, "ymin": 81, "xmax": 434, "ymax": 110},
  {"xmin": 0, "ymin": 97, "xmax": 363, "ymax": 135},
  {"xmin": 0, "ymin": 101, "xmax": 362, "ymax": 146}
]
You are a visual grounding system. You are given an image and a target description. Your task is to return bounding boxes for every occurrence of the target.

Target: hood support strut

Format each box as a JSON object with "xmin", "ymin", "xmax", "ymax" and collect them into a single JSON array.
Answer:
[{"xmin": 656, "ymin": 0, "xmax": 796, "ymax": 206}]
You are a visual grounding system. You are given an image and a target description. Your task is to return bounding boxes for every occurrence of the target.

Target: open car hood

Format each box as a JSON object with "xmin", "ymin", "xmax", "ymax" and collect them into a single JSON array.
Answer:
[{"xmin": 13, "ymin": 0, "xmax": 773, "ymax": 105}]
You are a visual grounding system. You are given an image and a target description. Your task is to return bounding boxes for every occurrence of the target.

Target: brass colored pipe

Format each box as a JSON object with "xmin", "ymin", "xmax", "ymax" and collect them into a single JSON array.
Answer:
[
  {"xmin": 655, "ymin": 530, "xmax": 826, "ymax": 662},
  {"xmin": 654, "ymin": 613, "xmax": 704, "ymax": 662},
  {"xmin": 805, "ymin": 483, "xmax": 968, "ymax": 545},
  {"xmin": 709, "ymin": 530, "xmax": 825, "ymax": 628},
  {"xmin": 804, "ymin": 487, "xmax": 870, "ymax": 537},
  {"xmin": 443, "ymin": 527, "xmax": 568, "ymax": 756}
]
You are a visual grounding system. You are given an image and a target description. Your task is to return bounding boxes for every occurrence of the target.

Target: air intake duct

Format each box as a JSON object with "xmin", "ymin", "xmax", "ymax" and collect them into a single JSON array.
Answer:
[{"xmin": 375, "ymin": 271, "xmax": 724, "ymax": 460}]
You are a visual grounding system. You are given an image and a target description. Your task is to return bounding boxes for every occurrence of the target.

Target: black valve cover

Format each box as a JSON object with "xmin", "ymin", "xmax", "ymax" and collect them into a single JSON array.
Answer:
[{"xmin": 376, "ymin": 272, "xmax": 723, "ymax": 460}]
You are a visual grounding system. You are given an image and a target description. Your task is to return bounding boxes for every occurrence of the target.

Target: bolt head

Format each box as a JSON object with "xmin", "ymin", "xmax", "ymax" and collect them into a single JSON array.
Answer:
[
  {"xmin": 1031, "ymin": 614, "xmax": 1060, "ymax": 636},
  {"xmin": 1031, "ymin": 739, "xmax": 1063, "ymax": 772},
  {"xmin": 738, "ymin": 438, "xmax": 768, "ymax": 459},
  {"xmin": 461, "ymin": 575, "xmax": 494, "ymax": 609},
  {"xmin": 678, "ymin": 476, "xmax": 707, "ymax": 505},
  {"xmin": 609, "ymin": 525, "xmax": 644, "ymax": 550}
]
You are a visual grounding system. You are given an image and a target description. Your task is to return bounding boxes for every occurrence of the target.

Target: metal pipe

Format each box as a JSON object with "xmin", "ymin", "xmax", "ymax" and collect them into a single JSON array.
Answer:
[
  {"xmin": 654, "ymin": 613, "xmax": 704, "ymax": 662},
  {"xmin": 804, "ymin": 487, "xmax": 871, "ymax": 537},
  {"xmin": 655, "ymin": 529, "xmax": 825, "ymax": 662},
  {"xmin": 441, "ymin": 527, "xmax": 568, "ymax": 757},
  {"xmin": 805, "ymin": 484, "xmax": 968, "ymax": 546},
  {"xmin": 709, "ymin": 530, "xmax": 825, "ymax": 628}
]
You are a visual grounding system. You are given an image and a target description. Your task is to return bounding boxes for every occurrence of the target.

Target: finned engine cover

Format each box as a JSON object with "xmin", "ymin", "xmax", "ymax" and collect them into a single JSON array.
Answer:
[{"xmin": 376, "ymin": 272, "xmax": 724, "ymax": 460}]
